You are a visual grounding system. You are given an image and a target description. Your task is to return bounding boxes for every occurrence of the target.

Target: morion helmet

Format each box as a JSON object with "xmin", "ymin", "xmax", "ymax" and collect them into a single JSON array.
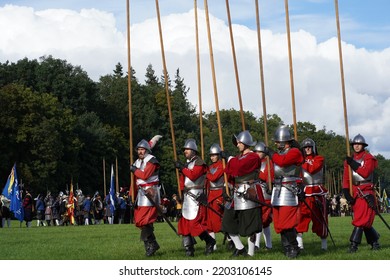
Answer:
[
  {"xmin": 135, "ymin": 139, "xmax": 151, "ymax": 153},
  {"xmin": 232, "ymin": 130, "xmax": 257, "ymax": 147},
  {"xmin": 209, "ymin": 143, "xmax": 222, "ymax": 155},
  {"xmin": 273, "ymin": 125, "xmax": 294, "ymax": 143},
  {"xmin": 301, "ymin": 138, "xmax": 317, "ymax": 155},
  {"xmin": 183, "ymin": 138, "xmax": 198, "ymax": 152},
  {"xmin": 350, "ymin": 134, "xmax": 368, "ymax": 147},
  {"xmin": 254, "ymin": 141, "xmax": 267, "ymax": 153}
]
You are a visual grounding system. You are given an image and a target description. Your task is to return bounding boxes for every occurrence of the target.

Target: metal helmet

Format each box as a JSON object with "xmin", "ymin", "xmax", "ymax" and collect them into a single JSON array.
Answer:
[
  {"xmin": 350, "ymin": 134, "xmax": 368, "ymax": 147},
  {"xmin": 254, "ymin": 141, "xmax": 267, "ymax": 153},
  {"xmin": 232, "ymin": 130, "xmax": 257, "ymax": 147},
  {"xmin": 273, "ymin": 125, "xmax": 294, "ymax": 142},
  {"xmin": 209, "ymin": 143, "xmax": 222, "ymax": 155},
  {"xmin": 301, "ymin": 138, "xmax": 317, "ymax": 155},
  {"xmin": 183, "ymin": 138, "xmax": 198, "ymax": 152},
  {"xmin": 135, "ymin": 139, "xmax": 151, "ymax": 153}
]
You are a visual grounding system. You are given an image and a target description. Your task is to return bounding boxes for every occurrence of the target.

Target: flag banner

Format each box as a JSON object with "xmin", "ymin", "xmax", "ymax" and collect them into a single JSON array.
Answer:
[
  {"xmin": 109, "ymin": 164, "xmax": 116, "ymax": 210},
  {"xmin": 2, "ymin": 163, "xmax": 24, "ymax": 221},
  {"xmin": 383, "ymin": 190, "xmax": 389, "ymax": 208},
  {"xmin": 67, "ymin": 181, "xmax": 75, "ymax": 225},
  {"xmin": 2, "ymin": 163, "xmax": 17, "ymax": 199}
]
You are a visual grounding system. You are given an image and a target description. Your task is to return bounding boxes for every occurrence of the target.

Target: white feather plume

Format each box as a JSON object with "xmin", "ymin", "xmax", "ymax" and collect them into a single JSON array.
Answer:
[{"xmin": 149, "ymin": 135, "xmax": 162, "ymax": 149}]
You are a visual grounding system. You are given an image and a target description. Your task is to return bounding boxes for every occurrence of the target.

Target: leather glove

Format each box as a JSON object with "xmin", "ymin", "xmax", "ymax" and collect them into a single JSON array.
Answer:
[
  {"xmin": 129, "ymin": 165, "xmax": 137, "ymax": 173},
  {"xmin": 196, "ymin": 193, "xmax": 207, "ymax": 205},
  {"xmin": 265, "ymin": 187, "xmax": 273, "ymax": 195},
  {"xmin": 296, "ymin": 187, "xmax": 306, "ymax": 202},
  {"xmin": 365, "ymin": 194, "xmax": 376, "ymax": 209},
  {"xmin": 174, "ymin": 161, "xmax": 185, "ymax": 171},
  {"xmin": 222, "ymin": 191, "xmax": 232, "ymax": 202},
  {"xmin": 220, "ymin": 151, "xmax": 231, "ymax": 161},
  {"xmin": 342, "ymin": 188, "xmax": 355, "ymax": 205},
  {"xmin": 265, "ymin": 147, "xmax": 275, "ymax": 158},
  {"xmin": 345, "ymin": 156, "xmax": 360, "ymax": 171}
]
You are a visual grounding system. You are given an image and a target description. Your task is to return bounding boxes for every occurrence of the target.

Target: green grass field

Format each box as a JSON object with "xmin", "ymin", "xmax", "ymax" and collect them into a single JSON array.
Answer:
[{"xmin": 1, "ymin": 215, "xmax": 389, "ymax": 260}]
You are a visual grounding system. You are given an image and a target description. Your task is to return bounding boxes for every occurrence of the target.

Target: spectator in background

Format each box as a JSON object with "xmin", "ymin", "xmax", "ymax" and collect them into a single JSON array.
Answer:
[{"xmin": 22, "ymin": 188, "xmax": 34, "ymax": 228}]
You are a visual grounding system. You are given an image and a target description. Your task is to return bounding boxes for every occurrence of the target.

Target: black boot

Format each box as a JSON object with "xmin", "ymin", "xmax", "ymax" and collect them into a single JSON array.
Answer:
[
  {"xmin": 282, "ymin": 229, "xmax": 299, "ymax": 259},
  {"xmin": 364, "ymin": 227, "xmax": 380, "ymax": 250},
  {"xmin": 349, "ymin": 227, "xmax": 363, "ymax": 253},
  {"xmin": 199, "ymin": 231, "xmax": 216, "ymax": 255},
  {"xmin": 145, "ymin": 233, "xmax": 160, "ymax": 257},
  {"xmin": 183, "ymin": 235, "xmax": 196, "ymax": 257}
]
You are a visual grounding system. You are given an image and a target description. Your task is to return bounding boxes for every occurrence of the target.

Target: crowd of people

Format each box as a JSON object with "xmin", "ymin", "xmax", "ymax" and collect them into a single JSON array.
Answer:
[{"xmin": 1, "ymin": 126, "xmax": 384, "ymax": 259}]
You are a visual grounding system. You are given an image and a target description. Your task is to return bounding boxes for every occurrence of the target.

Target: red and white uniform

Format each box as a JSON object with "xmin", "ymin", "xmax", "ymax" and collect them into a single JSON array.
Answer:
[
  {"xmin": 271, "ymin": 147, "xmax": 303, "ymax": 234},
  {"xmin": 296, "ymin": 154, "xmax": 328, "ymax": 238},
  {"xmin": 133, "ymin": 156, "xmax": 160, "ymax": 228},
  {"xmin": 206, "ymin": 159, "xmax": 224, "ymax": 233},
  {"xmin": 343, "ymin": 151, "xmax": 377, "ymax": 228},
  {"xmin": 177, "ymin": 156, "xmax": 208, "ymax": 237}
]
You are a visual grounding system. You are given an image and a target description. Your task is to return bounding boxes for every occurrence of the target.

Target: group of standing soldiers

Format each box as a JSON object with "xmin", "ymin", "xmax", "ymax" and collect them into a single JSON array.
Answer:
[{"xmin": 129, "ymin": 125, "xmax": 380, "ymax": 258}]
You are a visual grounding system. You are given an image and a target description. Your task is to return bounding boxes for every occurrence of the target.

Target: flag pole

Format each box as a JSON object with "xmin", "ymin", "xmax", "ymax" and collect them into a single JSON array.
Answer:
[
  {"xmin": 204, "ymin": 0, "xmax": 230, "ymax": 196},
  {"xmin": 103, "ymin": 157, "xmax": 106, "ymax": 197},
  {"xmin": 225, "ymin": 0, "xmax": 245, "ymax": 130},
  {"xmin": 115, "ymin": 156, "xmax": 119, "ymax": 194},
  {"xmin": 255, "ymin": 0, "xmax": 272, "ymax": 191},
  {"xmin": 155, "ymin": 0, "xmax": 182, "ymax": 199},
  {"xmin": 334, "ymin": 0, "xmax": 353, "ymax": 195},
  {"xmin": 194, "ymin": 0, "xmax": 205, "ymax": 159},
  {"xmin": 126, "ymin": 0, "xmax": 135, "ymax": 203},
  {"xmin": 284, "ymin": 0, "xmax": 298, "ymax": 139}
]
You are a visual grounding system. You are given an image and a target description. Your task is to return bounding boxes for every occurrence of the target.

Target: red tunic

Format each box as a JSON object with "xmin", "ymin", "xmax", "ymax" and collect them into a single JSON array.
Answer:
[
  {"xmin": 343, "ymin": 151, "xmax": 377, "ymax": 228},
  {"xmin": 205, "ymin": 160, "xmax": 224, "ymax": 233},
  {"xmin": 178, "ymin": 158, "xmax": 209, "ymax": 237},
  {"xmin": 296, "ymin": 154, "xmax": 328, "ymax": 237},
  {"xmin": 271, "ymin": 147, "xmax": 303, "ymax": 234},
  {"xmin": 133, "ymin": 161, "xmax": 159, "ymax": 228}
]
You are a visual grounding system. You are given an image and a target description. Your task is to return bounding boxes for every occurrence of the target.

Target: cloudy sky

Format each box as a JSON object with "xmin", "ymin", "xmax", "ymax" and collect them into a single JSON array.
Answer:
[{"xmin": 1, "ymin": 0, "xmax": 390, "ymax": 158}]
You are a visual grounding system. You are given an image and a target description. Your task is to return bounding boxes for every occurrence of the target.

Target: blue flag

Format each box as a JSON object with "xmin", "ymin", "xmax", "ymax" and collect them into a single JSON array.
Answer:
[
  {"xmin": 109, "ymin": 164, "xmax": 116, "ymax": 211},
  {"xmin": 2, "ymin": 163, "xmax": 24, "ymax": 221}
]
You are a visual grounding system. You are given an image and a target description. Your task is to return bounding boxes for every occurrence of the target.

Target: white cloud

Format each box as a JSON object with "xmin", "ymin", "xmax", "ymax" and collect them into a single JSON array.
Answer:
[{"xmin": 1, "ymin": 5, "xmax": 390, "ymax": 158}]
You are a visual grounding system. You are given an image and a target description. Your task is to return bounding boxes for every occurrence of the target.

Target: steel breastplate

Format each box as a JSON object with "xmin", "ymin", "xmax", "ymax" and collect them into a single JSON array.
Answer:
[
  {"xmin": 233, "ymin": 183, "xmax": 259, "ymax": 210},
  {"xmin": 352, "ymin": 156, "xmax": 373, "ymax": 184},
  {"xmin": 271, "ymin": 182, "xmax": 298, "ymax": 206},
  {"xmin": 209, "ymin": 176, "xmax": 224, "ymax": 190},
  {"xmin": 302, "ymin": 167, "xmax": 324, "ymax": 185},
  {"xmin": 182, "ymin": 188, "xmax": 203, "ymax": 220},
  {"xmin": 184, "ymin": 160, "xmax": 206, "ymax": 188},
  {"xmin": 136, "ymin": 185, "xmax": 161, "ymax": 207}
]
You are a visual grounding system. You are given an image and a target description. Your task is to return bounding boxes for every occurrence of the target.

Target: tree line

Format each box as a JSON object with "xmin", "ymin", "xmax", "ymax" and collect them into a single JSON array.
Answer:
[{"xmin": 1, "ymin": 56, "xmax": 389, "ymax": 198}]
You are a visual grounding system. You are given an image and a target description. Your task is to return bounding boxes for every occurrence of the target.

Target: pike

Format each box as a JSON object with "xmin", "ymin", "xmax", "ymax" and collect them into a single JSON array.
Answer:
[
  {"xmin": 140, "ymin": 188, "xmax": 179, "ymax": 236},
  {"xmin": 357, "ymin": 188, "xmax": 390, "ymax": 231}
]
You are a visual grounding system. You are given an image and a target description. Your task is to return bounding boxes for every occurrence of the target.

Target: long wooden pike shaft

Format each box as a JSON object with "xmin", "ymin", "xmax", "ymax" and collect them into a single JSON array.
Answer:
[
  {"xmin": 204, "ymin": 0, "xmax": 230, "ymax": 195},
  {"xmin": 334, "ymin": 0, "xmax": 353, "ymax": 195},
  {"xmin": 255, "ymin": 0, "xmax": 272, "ymax": 190},
  {"xmin": 225, "ymin": 0, "xmax": 245, "ymax": 131},
  {"xmin": 126, "ymin": 0, "xmax": 135, "ymax": 203},
  {"xmin": 284, "ymin": 0, "xmax": 298, "ymax": 140},
  {"xmin": 155, "ymin": 0, "xmax": 182, "ymax": 199},
  {"xmin": 194, "ymin": 0, "xmax": 205, "ymax": 159}
]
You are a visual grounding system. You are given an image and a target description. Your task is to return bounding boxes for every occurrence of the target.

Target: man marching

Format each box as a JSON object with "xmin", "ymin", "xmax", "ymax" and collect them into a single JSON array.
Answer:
[
  {"xmin": 130, "ymin": 135, "xmax": 162, "ymax": 257},
  {"xmin": 205, "ymin": 144, "xmax": 225, "ymax": 251},
  {"xmin": 174, "ymin": 139, "xmax": 216, "ymax": 257},
  {"xmin": 296, "ymin": 138, "xmax": 328, "ymax": 251},
  {"xmin": 221, "ymin": 130, "xmax": 264, "ymax": 257},
  {"xmin": 254, "ymin": 141, "xmax": 274, "ymax": 251},
  {"xmin": 267, "ymin": 125, "xmax": 303, "ymax": 259},
  {"xmin": 343, "ymin": 134, "xmax": 380, "ymax": 253}
]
